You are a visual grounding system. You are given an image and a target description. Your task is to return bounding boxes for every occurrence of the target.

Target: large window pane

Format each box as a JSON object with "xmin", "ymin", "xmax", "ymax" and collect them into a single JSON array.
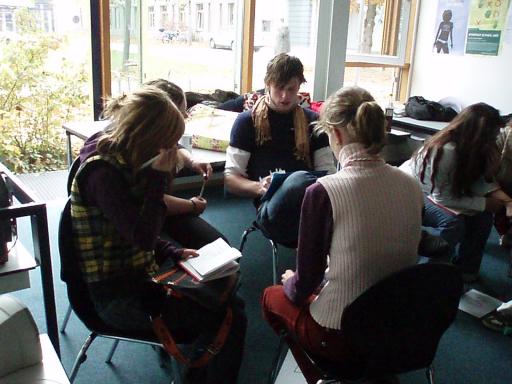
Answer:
[
  {"xmin": 252, "ymin": 0, "xmax": 318, "ymax": 94},
  {"xmin": 347, "ymin": 0, "xmax": 410, "ymax": 65},
  {"xmin": 110, "ymin": 0, "xmax": 142, "ymax": 96},
  {"xmin": 0, "ymin": 0, "xmax": 93, "ymax": 173},
  {"xmin": 344, "ymin": 66, "xmax": 398, "ymax": 105},
  {"xmin": 138, "ymin": 0, "xmax": 242, "ymax": 94}
]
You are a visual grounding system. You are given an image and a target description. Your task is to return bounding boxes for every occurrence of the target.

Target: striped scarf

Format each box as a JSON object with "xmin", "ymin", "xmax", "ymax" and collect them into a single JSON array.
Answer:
[{"xmin": 252, "ymin": 94, "xmax": 311, "ymax": 168}]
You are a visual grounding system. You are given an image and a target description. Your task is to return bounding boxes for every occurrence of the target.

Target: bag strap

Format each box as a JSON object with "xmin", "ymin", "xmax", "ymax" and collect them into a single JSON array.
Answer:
[{"xmin": 152, "ymin": 306, "xmax": 233, "ymax": 368}]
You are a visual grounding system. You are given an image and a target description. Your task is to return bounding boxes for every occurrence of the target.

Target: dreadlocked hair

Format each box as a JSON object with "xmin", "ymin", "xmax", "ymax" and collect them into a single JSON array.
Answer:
[
  {"xmin": 414, "ymin": 102, "xmax": 503, "ymax": 198},
  {"xmin": 252, "ymin": 94, "xmax": 311, "ymax": 167}
]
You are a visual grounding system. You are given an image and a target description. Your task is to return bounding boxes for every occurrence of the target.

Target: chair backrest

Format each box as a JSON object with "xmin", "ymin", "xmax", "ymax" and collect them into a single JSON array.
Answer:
[
  {"xmin": 335, "ymin": 263, "xmax": 463, "ymax": 380},
  {"xmin": 58, "ymin": 198, "xmax": 111, "ymax": 332},
  {"xmin": 58, "ymin": 198, "xmax": 155, "ymax": 339},
  {"xmin": 67, "ymin": 156, "xmax": 81, "ymax": 196}
]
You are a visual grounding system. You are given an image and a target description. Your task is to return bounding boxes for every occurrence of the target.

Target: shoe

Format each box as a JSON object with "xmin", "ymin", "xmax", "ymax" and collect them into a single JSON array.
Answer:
[
  {"xmin": 418, "ymin": 231, "xmax": 450, "ymax": 259},
  {"xmin": 499, "ymin": 233, "xmax": 512, "ymax": 248},
  {"xmin": 461, "ymin": 272, "xmax": 479, "ymax": 283}
]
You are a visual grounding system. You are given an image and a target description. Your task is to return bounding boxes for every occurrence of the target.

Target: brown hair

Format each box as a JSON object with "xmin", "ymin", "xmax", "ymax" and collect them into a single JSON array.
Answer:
[
  {"xmin": 316, "ymin": 86, "xmax": 386, "ymax": 155},
  {"xmin": 145, "ymin": 79, "xmax": 185, "ymax": 112},
  {"xmin": 264, "ymin": 53, "xmax": 306, "ymax": 88},
  {"xmin": 98, "ymin": 85, "xmax": 185, "ymax": 171},
  {"xmin": 414, "ymin": 102, "xmax": 503, "ymax": 197}
]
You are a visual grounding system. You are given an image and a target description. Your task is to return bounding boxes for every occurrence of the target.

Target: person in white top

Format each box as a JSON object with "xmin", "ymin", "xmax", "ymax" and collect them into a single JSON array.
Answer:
[
  {"xmin": 494, "ymin": 120, "xmax": 512, "ymax": 247},
  {"xmin": 401, "ymin": 103, "xmax": 512, "ymax": 282},
  {"xmin": 262, "ymin": 86, "xmax": 423, "ymax": 384}
]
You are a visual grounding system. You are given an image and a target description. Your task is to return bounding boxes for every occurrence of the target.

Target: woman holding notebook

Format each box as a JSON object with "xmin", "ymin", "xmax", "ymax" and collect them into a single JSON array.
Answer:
[
  {"xmin": 70, "ymin": 85, "xmax": 246, "ymax": 384},
  {"xmin": 262, "ymin": 86, "xmax": 423, "ymax": 384}
]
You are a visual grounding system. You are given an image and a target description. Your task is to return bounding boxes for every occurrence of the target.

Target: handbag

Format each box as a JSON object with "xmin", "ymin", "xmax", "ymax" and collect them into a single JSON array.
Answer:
[
  {"xmin": 149, "ymin": 261, "xmax": 240, "ymax": 367},
  {"xmin": 405, "ymin": 96, "xmax": 457, "ymax": 122},
  {"xmin": 150, "ymin": 261, "xmax": 240, "ymax": 310}
]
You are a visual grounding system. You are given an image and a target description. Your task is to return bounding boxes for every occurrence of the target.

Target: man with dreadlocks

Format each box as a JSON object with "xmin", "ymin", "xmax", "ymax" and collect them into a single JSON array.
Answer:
[{"xmin": 224, "ymin": 54, "xmax": 335, "ymax": 246}]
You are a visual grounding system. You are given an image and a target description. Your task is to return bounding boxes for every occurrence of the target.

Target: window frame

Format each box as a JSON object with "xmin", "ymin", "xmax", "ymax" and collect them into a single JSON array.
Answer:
[
  {"xmin": 91, "ymin": 0, "xmax": 418, "ymax": 119},
  {"xmin": 345, "ymin": 0, "xmax": 412, "ymax": 66}
]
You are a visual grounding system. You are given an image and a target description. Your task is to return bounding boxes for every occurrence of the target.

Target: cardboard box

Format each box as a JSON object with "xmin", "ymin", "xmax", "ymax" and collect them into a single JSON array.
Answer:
[{"xmin": 186, "ymin": 105, "xmax": 238, "ymax": 152}]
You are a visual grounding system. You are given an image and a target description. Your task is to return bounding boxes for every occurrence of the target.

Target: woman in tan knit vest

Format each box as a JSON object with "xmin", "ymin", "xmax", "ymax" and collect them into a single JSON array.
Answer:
[{"xmin": 262, "ymin": 86, "xmax": 423, "ymax": 384}]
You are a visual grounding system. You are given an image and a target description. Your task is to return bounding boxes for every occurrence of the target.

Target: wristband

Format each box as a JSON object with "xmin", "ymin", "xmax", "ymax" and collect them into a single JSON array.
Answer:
[{"xmin": 190, "ymin": 198, "xmax": 198, "ymax": 214}]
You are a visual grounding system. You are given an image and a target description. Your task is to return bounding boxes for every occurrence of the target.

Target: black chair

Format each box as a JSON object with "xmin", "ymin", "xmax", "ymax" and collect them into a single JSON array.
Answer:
[
  {"xmin": 60, "ymin": 156, "xmax": 81, "ymax": 333},
  {"xmin": 239, "ymin": 221, "xmax": 295, "ymax": 285},
  {"xmin": 58, "ymin": 199, "xmax": 182, "ymax": 383},
  {"xmin": 269, "ymin": 263, "xmax": 464, "ymax": 384}
]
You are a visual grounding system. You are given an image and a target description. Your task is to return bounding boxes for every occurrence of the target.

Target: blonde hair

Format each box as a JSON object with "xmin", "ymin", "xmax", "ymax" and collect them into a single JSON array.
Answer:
[
  {"xmin": 98, "ymin": 85, "xmax": 185, "ymax": 171},
  {"xmin": 316, "ymin": 86, "xmax": 386, "ymax": 154}
]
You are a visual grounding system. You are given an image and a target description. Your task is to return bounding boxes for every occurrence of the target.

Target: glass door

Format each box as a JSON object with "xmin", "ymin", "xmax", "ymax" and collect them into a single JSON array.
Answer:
[{"xmin": 138, "ymin": 0, "xmax": 242, "ymax": 94}]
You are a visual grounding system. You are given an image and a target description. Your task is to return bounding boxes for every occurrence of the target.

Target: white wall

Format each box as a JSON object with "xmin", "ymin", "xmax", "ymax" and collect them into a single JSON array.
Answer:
[{"xmin": 409, "ymin": 1, "xmax": 512, "ymax": 114}]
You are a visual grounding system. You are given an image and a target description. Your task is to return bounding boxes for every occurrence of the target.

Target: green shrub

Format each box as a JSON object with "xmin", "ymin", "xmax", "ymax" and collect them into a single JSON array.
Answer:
[{"xmin": 0, "ymin": 8, "xmax": 90, "ymax": 173}]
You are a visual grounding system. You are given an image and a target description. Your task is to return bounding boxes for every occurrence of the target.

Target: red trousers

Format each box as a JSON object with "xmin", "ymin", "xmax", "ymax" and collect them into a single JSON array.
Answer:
[{"xmin": 262, "ymin": 285, "xmax": 352, "ymax": 384}]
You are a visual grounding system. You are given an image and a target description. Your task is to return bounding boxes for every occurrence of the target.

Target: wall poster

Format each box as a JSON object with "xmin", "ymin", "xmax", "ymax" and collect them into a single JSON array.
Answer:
[
  {"xmin": 433, "ymin": 0, "xmax": 471, "ymax": 55},
  {"xmin": 465, "ymin": 0, "xmax": 511, "ymax": 55}
]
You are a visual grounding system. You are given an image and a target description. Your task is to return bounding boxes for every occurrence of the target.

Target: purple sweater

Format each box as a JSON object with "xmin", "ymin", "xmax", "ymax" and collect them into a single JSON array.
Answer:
[
  {"xmin": 78, "ymin": 134, "xmax": 182, "ymax": 264},
  {"xmin": 283, "ymin": 182, "xmax": 333, "ymax": 304}
]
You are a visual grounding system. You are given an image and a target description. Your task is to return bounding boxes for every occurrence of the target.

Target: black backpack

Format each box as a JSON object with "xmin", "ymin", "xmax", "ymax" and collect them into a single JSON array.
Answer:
[{"xmin": 405, "ymin": 96, "xmax": 457, "ymax": 122}]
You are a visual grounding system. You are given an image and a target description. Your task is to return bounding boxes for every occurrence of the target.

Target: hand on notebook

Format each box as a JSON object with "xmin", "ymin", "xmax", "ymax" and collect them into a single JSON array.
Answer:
[
  {"xmin": 181, "ymin": 248, "xmax": 199, "ymax": 260},
  {"xmin": 258, "ymin": 175, "xmax": 272, "ymax": 196}
]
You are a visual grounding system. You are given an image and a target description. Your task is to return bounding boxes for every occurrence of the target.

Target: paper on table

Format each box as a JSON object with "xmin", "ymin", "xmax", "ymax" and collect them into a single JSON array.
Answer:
[{"xmin": 458, "ymin": 289, "xmax": 503, "ymax": 318}]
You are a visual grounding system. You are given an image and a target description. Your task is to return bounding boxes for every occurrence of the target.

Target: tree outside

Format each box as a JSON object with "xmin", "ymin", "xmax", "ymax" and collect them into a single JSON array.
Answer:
[{"xmin": 0, "ymin": 6, "xmax": 91, "ymax": 173}]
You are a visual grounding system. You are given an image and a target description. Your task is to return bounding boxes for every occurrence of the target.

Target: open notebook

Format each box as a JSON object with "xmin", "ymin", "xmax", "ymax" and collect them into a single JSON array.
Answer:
[{"xmin": 179, "ymin": 238, "xmax": 241, "ymax": 282}]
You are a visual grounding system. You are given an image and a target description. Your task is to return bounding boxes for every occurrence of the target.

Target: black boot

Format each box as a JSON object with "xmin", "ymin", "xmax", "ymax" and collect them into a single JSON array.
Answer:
[{"xmin": 418, "ymin": 230, "xmax": 450, "ymax": 259}]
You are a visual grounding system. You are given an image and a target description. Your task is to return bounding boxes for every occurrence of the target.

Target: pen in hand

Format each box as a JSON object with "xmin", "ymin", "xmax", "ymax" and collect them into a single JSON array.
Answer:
[{"xmin": 199, "ymin": 173, "xmax": 207, "ymax": 198}]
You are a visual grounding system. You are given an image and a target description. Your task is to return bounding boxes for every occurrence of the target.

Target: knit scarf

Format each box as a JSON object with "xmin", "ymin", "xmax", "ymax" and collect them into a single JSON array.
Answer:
[{"xmin": 252, "ymin": 94, "xmax": 311, "ymax": 167}]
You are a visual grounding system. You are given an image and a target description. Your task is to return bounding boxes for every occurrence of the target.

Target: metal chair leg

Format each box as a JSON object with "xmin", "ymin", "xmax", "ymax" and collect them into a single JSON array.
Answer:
[
  {"xmin": 426, "ymin": 365, "xmax": 435, "ymax": 384},
  {"xmin": 60, "ymin": 305, "xmax": 73, "ymax": 333},
  {"xmin": 508, "ymin": 248, "xmax": 512, "ymax": 278},
  {"xmin": 239, "ymin": 225, "xmax": 257, "ymax": 252},
  {"xmin": 268, "ymin": 333, "xmax": 289, "ymax": 384},
  {"xmin": 69, "ymin": 332, "xmax": 98, "ymax": 383},
  {"xmin": 170, "ymin": 356, "xmax": 183, "ymax": 384},
  {"xmin": 270, "ymin": 239, "xmax": 279, "ymax": 285},
  {"xmin": 240, "ymin": 224, "xmax": 281, "ymax": 285},
  {"xmin": 105, "ymin": 339, "xmax": 120, "ymax": 363}
]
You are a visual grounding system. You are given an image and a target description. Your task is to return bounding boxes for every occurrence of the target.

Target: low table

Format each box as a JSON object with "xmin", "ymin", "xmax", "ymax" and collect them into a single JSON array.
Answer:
[{"xmin": 62, "ymin": 120, "xmax": 227, "ymax": 188}]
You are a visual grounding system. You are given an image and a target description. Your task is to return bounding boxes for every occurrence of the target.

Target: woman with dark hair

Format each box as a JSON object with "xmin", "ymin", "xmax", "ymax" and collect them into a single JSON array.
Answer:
[
  {"xmin": 144, "ymin": 79, "xmax": 227, "ymax": 250},
  {"xmin": 404, "ymin": 103, "xmax": 512, "ymax": 282}
]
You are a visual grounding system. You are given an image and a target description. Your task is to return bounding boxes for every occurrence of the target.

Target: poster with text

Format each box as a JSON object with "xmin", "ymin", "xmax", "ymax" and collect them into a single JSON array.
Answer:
[
  {"xmin": 505, "ymin": 2, "xmax": 512, "ymax": 44},
  {"xmin": 433, "ymin": 0, "xmax": 471, "ymax": 55},
  {"xmin": 465, "ymin": 0, "xmax": 511, "ymax": 55}
]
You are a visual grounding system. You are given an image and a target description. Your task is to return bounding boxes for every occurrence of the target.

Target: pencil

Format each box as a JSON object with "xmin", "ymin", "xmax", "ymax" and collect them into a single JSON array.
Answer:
[{"xmin": 199, "ymin": 177, "xmax": 207, "ymax": 198}]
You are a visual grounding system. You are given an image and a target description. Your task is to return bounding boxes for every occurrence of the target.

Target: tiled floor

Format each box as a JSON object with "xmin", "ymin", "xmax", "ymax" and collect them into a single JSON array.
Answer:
[{"xmin": 17, "ymin": 170, "xmax": 67, "ymax": 202}]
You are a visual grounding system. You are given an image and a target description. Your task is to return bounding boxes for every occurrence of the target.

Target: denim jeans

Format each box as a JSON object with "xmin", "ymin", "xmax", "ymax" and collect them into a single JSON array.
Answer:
[
  {"xmin": 256, "ymin": 170, "xmax": 318, "ymax": 247},
  {"xmin": 423, "ymin": 197, "xmax": 493, "ymax": 274}
]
